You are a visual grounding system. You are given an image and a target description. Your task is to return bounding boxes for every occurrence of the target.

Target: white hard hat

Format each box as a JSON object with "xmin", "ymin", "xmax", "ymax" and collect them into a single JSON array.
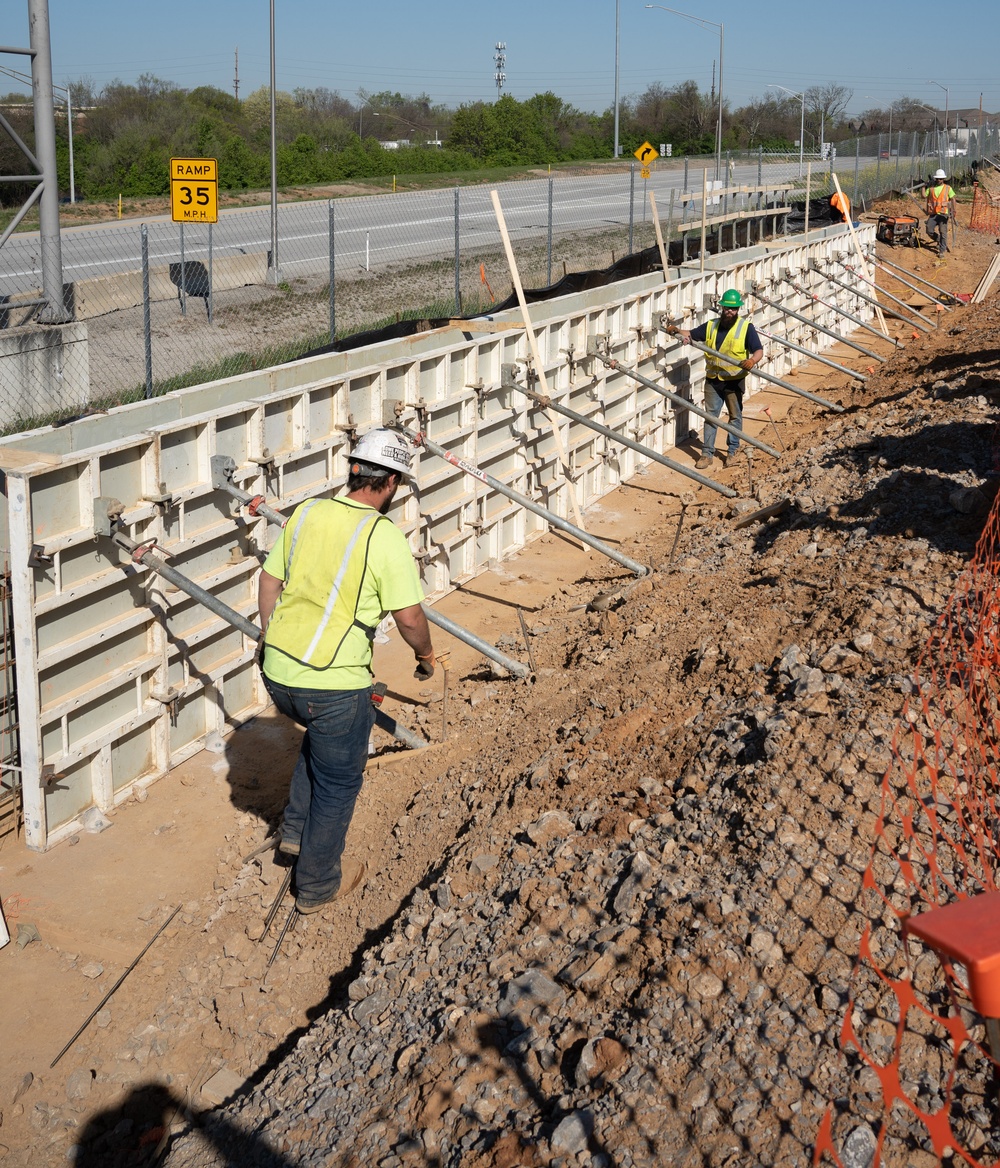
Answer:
[
  {"xmin": 933, "ymin": 168, "xmax": 947, "ymax": 179},
  {"xmin": 349, "ymin": 428, "xmax": 414, "ymax": 478}
]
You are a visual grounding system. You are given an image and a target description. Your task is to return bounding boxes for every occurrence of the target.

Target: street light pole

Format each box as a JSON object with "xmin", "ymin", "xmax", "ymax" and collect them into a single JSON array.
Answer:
[
  {"xmin": 928, "ymin": 80, "xmax": 949, "ymax": 157},
  {"xmin": 768, "ymin": 84, "xmax": 805, "ymax": 177},
  {"xmin": 613, "ymin": 0, "xmax": 620, "ymax": 159},
  {"xmin": 266, "ymin": 0, "xmax": 281, "ymax": 285},
  {"xmin": 645, "ymin": 5, "xmax": 723, "ymax": 181}
]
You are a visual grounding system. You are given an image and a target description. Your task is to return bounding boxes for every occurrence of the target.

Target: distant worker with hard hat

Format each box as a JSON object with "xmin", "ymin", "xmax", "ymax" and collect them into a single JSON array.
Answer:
[
  {"xmin": 925, "ymin": 169, "xmax": 957, "ymax": 256},
  {"xmin": 257, "ymin": 429, "xmax": 434, "ymax": 914},
  {"xmin": 670, "ymin": 289, "xmax": 764, "ymax": 470}
]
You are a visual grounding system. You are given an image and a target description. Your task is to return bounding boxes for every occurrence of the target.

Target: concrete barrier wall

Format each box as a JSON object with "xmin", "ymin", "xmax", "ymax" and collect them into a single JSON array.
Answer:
[{"xmin": 0, "ymin": 226, "xmax": 875, "ymax": 849}]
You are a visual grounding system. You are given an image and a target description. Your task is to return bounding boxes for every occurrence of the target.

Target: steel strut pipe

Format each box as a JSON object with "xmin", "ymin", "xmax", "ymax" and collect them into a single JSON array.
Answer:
[
  {"xmin": 402, "ymin": 428, "xmax": 649, "ymax": 578},
  {"xmin": 501, "ymin": 369, "xmax": 739, "ymax": 499},
  {"xmin": 754, "ymin": 326, "xmax": 867, "ymax": 383},
  {"xmin": 832, "ymin": 260, "xmax": 934, "ymax": 333},
  {"xmin": 665, "ymin": 331, "xmax": 845, "ymax": 414},
  {"xmin": 106, "ymin": 528, "xmax": 425, "ymax": 751},
  {"xmin": 750, "ymin": 285, "xmax": 888, "ymax": 364},
  {"xmin": 871, "ymin": 251, "xmax": 960, "ymax": 306},
  {"xmin": 865, "ymin": 252, "xmax": 957, "ymax": 311},
  {"xmin": 210, "ymin": 457, "xmax": 530, "ymax": 678},
  {"xmin": 598, "ymin": 352, "xmax": 780, "ymax": 459},
  {"xmin": 782, "ymin": 273, "xmax": 897, "ymax": 347}
]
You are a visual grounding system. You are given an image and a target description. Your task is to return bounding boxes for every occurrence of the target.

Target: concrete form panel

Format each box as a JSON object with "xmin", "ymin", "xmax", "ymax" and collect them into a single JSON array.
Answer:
[{"xmin": 0, "ymin": 230, "xmax": 876, "ymax": 847}]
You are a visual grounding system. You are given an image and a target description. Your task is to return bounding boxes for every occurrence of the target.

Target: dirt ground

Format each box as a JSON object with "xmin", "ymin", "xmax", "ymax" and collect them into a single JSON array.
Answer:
[{"xmin": 1, "ymin": 196, "xmax": 998, "ymax": 1167}]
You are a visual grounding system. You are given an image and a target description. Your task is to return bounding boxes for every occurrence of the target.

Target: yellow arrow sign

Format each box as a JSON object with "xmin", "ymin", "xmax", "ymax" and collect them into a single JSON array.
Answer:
[{"xmin": 634, "ymin": 141, "xmax": 657, "ymax": 164}]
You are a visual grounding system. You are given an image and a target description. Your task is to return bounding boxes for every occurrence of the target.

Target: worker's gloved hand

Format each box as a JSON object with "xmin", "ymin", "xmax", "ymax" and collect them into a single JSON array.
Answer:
[
  {"xmin": 414, "ymin": 652, "xmax": 436, "ymax": 680},
  {"xmin": 739, "ymin": 359, "xmax": 756, "ymax": 371},
  {"xmin": 664, "ymin": 324, "xmax": 679, "ymax": 335}
]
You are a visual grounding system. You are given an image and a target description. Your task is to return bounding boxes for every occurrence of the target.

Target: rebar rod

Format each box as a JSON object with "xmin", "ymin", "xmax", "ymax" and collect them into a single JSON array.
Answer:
[
  {"xmin": 750, "ymin": 286, "xmax": 888, "ymax": 363},
  {"xmin": 832, "ymin": 259, "xmax": 934, "ymax": 333},
  {"xmin": 51, "ymin": 905, "xmax": 182, "ymax": 1067},
  {"xmin": 783, "ymin": 272, "xmax": 897, "ymax": 346},
  {"xmin": 663, "ymin": 332, "xmax": 845, "ymax": 414},
  {"xmin": 598, "ymin": 353, "xmax": 781, "ymax": 458},
  {"xmin": 209, "ymin": 459, "xmax": 530, "ymax": 677},
  {"xmin": 754, "ymin": 326, "xmax": 867, "ymax": 383},
  {"xmin": 401, "ymin": 430, "xmax": 649, "ymax": 577},
  {"xmin": 502, "ymin": 370, "xmax": 738, "ymax": 499}
]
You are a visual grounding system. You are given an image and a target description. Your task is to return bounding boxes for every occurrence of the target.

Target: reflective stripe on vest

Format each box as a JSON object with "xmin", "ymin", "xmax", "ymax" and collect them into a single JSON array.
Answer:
[
  {"xmin": 929, "ymin": 185, "xmax": 951, "ymax": 215},
  {"xmin": 705, "ymin": 317, "xmax": 751, "ymax": 381},
  {"xmin": 264, "ymin": 499, "xmax": 386, "ymax": 670}
]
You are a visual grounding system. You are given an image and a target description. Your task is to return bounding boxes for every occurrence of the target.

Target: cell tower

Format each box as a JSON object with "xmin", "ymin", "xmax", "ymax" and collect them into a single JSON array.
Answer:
[{"xmin": 494, "ymin": 42, "xmax": 506, "ymax": 102}]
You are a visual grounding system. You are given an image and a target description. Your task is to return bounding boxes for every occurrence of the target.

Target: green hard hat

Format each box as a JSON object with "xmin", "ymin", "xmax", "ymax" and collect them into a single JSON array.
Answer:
[{"xmin": 719, "ymin": 289, "xmax": 743, "ymax": 308}]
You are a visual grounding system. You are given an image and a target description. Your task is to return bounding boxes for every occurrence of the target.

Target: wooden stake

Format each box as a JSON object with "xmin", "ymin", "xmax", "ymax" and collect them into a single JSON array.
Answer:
[
  {"xmin": 832, "ymin": 170, "xmax": 890, "ymax": 337},
  {"xmin": 649, "ymin": 191, "xmax": 669, "ymax": 282},
  {"xmin": 700, "ymin": 169, "xmax": 708, "ymax": 273},
  {"xmin": 490, "ymin": 190, "xmax": 587, "ymax": 532}
]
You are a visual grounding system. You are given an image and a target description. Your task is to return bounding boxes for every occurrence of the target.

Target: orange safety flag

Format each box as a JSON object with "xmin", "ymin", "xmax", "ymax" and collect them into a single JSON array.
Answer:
[{"xmin": 480, "ymin": 263, "xmax": 495, "ymax": 303}]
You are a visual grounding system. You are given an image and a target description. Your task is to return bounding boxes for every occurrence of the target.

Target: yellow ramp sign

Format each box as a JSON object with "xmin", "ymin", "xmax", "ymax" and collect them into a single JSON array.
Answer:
[
  {"xmin": 634, "ymin": 141, "xmax": 657, "ymax": 164},
  {"xmin": 170, "ymin": 157, "xmax": 219, "ymax": 224}
]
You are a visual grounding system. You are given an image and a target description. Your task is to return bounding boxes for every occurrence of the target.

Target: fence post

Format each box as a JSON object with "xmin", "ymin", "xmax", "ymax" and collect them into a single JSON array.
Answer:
[
  {"xmin": 328, "ymin": 200, "xmax": 335, "ymax": 343},
  {"xmin": 894, "ymin": 131, "xmax": 901, "ymax": 188},
  {"xmin": 454, "ymin": 187, "xmax": 461, "ymax": 315},
  {"xmin": 684, "ymin": 157, "xmax": 689, "ymax": 192},
  {"xmin": 628, "ymin": 163, "xmax": 635, "ymax": 254},
  {"xmin": 207, "ymin": 222, "xmax": 213, "ymax": 325},
  {"xmin": 140, "ymin": 224, "xmax": 153, "ymax": 399},
  {"xmin": 910, "ymin": 131, "xmax": 917, "ymax": 187},
  {"xmin": 757, "ymin": 146, "xmax": 763, "ymax": 210},
  {"xmin": 179, "ymin": 223, "xmax": 186, "ymax": 317},
  {"xmin": 875, "ymin": 134, "xmax": 881, "ymax": 189},
  {"xmin": 853, "ymin": 137, "xmax": 860, "ymax": 206},
  {"xmin": 547, "ymin": 176, "xmax": 553, "ymax": 286}
]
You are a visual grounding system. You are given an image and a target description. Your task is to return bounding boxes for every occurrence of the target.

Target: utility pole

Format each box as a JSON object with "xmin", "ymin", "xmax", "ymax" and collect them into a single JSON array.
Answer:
[
  {"xmin": 613, "ymin": 0, "xmax": 620, "ymax": 158},
  {"xmin": 28, "ymin": 0, "xmax": 70, "ymax": 321},
  {"xmin": 494, "ymin": 42, "xmax": 506, "ymax": 102},
  {"xmin": 233, "ymin": 46, "xmax": 239, "ymax": 101}
]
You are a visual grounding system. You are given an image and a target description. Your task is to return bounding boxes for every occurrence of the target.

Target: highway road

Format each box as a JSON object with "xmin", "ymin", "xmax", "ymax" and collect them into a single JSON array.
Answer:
[{"xmin": 0, "ymin": 160, "xmax": 835, "ymax": 301}]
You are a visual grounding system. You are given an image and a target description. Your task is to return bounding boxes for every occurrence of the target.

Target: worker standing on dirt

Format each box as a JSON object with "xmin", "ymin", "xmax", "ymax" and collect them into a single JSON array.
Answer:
[
  {"xmin": 925, "ymin": 169, "xmax": 956, "ymax": 256},
  {"xmin": 256, "ymin": 429, "xmax": 435, "ymax": 914},
  {"xmin": 671, "ymin": 289, "xmax": 764, "ymax": 470},
  {"xmin": 829, "ymin": 189, "xmax": 851, "ymax": 224}
]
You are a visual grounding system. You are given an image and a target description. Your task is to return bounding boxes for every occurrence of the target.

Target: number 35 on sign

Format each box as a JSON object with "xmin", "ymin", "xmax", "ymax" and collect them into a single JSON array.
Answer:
[{"xmin": 170, "ymin": 157, "xmax": 219, "ymax": 223}]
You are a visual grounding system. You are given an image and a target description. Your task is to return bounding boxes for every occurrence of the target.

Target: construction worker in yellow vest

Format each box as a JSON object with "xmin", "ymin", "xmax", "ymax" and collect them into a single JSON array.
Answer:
[
  {"xmin": 925, "ymin": 169, "xmax": 956, "ymax": 256},
  {"xmin": 257, "ymin": 429, "xmax": 435, "ymax": 914},
  {"xmin": 673, "ymin": 289, "xmax": 764, "ymax": 470}
]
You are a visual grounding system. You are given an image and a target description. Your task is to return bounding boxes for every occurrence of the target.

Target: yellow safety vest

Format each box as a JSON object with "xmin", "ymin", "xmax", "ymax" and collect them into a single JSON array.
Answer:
[
  {"xmin": 928, "ymin": 185, "xmax": 953, "ymax": 216},
  {"xmin": 705, "ymin": 317, "xmax": 751, "ymax": 381},
  {"xmin": 263, "ymin": 498, "xmax": 387, "ymax": 670}
]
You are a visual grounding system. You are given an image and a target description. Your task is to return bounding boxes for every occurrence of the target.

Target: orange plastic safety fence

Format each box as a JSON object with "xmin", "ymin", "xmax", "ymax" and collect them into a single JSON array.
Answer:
[
  {"xmin": 817, "ymin": 479, "xmax": 1000, "ymax": 1166},
  {"xmin": 969, "ymin": 182, "xmax": 1000, "ymax": 236}
]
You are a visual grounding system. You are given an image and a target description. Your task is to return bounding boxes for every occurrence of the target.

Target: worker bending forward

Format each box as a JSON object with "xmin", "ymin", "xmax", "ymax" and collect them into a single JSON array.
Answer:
[
  {"xmin": 673, "ymin": 289, "xmax": 763, "ymax": 470},
  {"xmin": 257, "ymin": 429, "xmax": 435, "ymax": 914},
  {"xmin": 925, "ymin": 169, "xmax": 956, "ymax": 257}
]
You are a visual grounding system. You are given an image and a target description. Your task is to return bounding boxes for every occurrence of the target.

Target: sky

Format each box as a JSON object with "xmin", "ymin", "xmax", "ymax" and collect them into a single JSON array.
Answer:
[{"xmin": 5, "ymin": 0, "xmax": 1000, "ymax": 123}]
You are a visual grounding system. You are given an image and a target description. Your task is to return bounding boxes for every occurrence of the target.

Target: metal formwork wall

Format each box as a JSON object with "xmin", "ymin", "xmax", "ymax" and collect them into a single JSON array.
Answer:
[{"xmin": 0, "ymin": 227, "xmax": 874, "ymax": 849}]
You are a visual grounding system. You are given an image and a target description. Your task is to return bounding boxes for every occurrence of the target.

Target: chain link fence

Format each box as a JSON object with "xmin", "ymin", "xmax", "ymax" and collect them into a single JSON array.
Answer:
[{"xmin": 2, "ymin": 133, "xmax": 992, "ymax": 436}]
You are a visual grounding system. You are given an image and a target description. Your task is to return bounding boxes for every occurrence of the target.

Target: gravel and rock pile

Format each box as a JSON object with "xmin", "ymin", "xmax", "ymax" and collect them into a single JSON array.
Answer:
[{"xmin": 151, "ymin": 303, "xmax": 1000, "ymax": 1167}]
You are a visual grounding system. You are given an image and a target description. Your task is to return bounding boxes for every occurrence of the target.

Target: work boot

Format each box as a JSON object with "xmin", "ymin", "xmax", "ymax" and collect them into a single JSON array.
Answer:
[
  {"xmin": 295, "ymin": 857, "xmax": 367, "ymax": 914},
  {"xmin": 695, "ymin": 454, "xmax": 713, "ymax": 470}
]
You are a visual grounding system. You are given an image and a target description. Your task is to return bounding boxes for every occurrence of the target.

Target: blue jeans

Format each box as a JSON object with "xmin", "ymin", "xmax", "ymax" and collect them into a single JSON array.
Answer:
[
  {"xmin": 703, "ymin": 378, "xmax": 744, "ymax": 458},
  {"xmin": 263, "ymin": 678, "xmax": 374, "ymax": 906}
]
